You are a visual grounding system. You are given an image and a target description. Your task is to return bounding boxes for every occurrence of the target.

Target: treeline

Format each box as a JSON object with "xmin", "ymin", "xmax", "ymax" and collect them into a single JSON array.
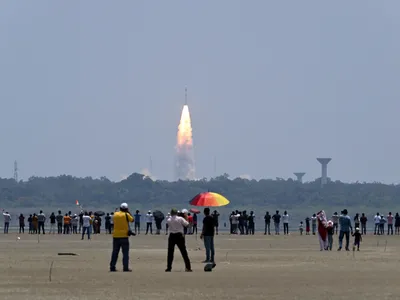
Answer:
[{"xmin": 0, "ymin": 173, "xmax": 399, "ymax": 211}]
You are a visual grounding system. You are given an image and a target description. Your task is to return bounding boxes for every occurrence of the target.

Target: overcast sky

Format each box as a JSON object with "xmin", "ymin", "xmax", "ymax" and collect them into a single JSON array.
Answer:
[{"xmin": 1, "ymin": 1, "xmax": 399, "ymax": 183}]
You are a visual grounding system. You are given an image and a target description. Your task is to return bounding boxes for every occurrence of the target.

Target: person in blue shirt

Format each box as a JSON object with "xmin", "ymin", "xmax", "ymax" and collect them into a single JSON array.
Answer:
[
  {"xmin": 134, "ymin": 210, "xmax": 141, "ymax": 235},
  {"xmin": 338, "ymin": 209, "xmax": 353, "ymax": 251}
]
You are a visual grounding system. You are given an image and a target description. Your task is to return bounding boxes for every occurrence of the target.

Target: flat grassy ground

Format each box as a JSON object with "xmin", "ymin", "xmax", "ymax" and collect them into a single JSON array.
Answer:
[{"xmin": 0, "ymin": 232, "xmax": 398, "ymax": 300}]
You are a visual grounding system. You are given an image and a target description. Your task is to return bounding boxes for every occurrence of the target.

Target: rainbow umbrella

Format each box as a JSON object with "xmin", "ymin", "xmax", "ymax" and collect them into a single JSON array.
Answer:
[{"xmin": 189, "ymin": 192, "xmax": 230, "ymax": 207}]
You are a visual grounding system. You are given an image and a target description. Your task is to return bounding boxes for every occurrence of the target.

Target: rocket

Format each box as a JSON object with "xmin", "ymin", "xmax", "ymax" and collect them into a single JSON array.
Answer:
[{"xmin": 185, "ymin": 88, "xmax": 187, "ymax": 105}]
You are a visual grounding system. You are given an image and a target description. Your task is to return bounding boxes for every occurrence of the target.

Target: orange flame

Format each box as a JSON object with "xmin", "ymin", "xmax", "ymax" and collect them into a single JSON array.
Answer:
[{"xmin": 177, "ymin": 105, "xmax": 193, "ymax": 147}]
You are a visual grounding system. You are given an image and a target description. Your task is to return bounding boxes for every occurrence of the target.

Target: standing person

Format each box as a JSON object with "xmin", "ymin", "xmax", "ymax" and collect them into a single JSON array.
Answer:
[
  {"xmin": 192, "ymin": 212, "xmax": 198, "ymax": 235},
  {"xmin": 374, "ymin": 213, "xmax": 381, "ymax": 235},
  {"xmin": 49, "ymin": 212, "xmax": 56, "ymax": 234},
  {"xmin": 37, "ymin": 210, "xmax": 46, "ymax": 234},
  {"xmin": 230, "ymin": 211, "xmax": 239, "ymax": 234},
  {"xmin": 56, "ymin": 211, "xmax": 63, "ymax": 234},
  {"xmin": 3, "ymin": 211, "xmax": 11, "ymax": 234},
  {"xmin": 264, "ymin": 211, "xmax": 271, "ymax": 235},
  {"xmin": 299, "ymin": 221, "xmax": 304, "ymax": 235},
  {"xmin": 19, "ymin": 214, "xmax": 25, "ymax": 234},
  {"xmin": 327, "ymin": 221, "xmax": 334, "ymax": 250},
  {"xmin": 28, "ymin": 214, "xmax": 33, "ymax": 234},
  {"xmin": 238, "ymin": 211, "xmax": 245, "ymax": 235},
  {"xmin": 311, "ymin": 214, "xmax": 317, "ymax": 235},
  {"xmin": 242, "ymin": 211, "xmax": 248, "ymax": 235},
  {"xmin": 154, "ymin": 214, "xmax": 164, "ymax": 235},
  {"xmin": 272, "ymin": 210, "xmax": 281, "ymax": 235},
  {"xmin": 187, "ymin": 213, "xmax": 193, "ymax": 234},
  {"xmin": 387, "ymin": 212, "xmax": 394, "ymax": 235},
  {"xmin": 201, "ymin": 207, "xmax": 216, "ymax": 265},
  {"xmin": 395, "ymin": 213, "xmax": 400, "ymax": 235},
  {"xmin": 331, "ymin": 212, "xmax": 339, "ymax": 235},
  {"xmin": 248, "ymin": 211, "xmax": 255, "ymax": 235},
  {"xmin": 109, "ymin": 203, "xmax": 134, "ymax": 272},
  {"xmin": 379, "ymin": 216, "xmax": 386, "ymax": 235},
  {"xmin": 338, "ymin": 209, "xmax": 352, "ymax": 251},
  {"xmin": 211, "ymin": 210, "xmax": 219, "ymax": 235},
  {"xmin": 354, "ymin": 213, "xmax": 360, "ymax": 231},
  {"xmin": 32, "ymin": 213, "xmax": 38, "ymax": 234},
  {"xmin": 134, "ymin": 210, "xmax": 141, "ymax": 235},
  {"xmin": 352, "ymin": 228, "xmax": 362, "ymax": 251},
  {"xmin": 105, "ymin": 213, "xmax": 111, "ymax": 234},
  {"xmin": 305, "ymin": 216, "xmax": 311, "ymax": 235},
  {"xmin": 282, "ymin": 211, "xmax": 289, "ymax": 235},
  {"xmin": 360, "ymin": 213, "xmax": 367, "ymax": 235},
  {"xmin": 71, "ymin": 214, "xmax": 78, "ymax": 234},
  {"xmin": 145, "ymin": 211, "xmax": 153, "ymax": 235},
  {"xmin": 63, "ymin": 213, "xmax": 71, "ymax": 234},
  {"xmin": 78, "ymin": 211, "xmax": 84, "ymax": 234},
  {"xmin": 81, "ymin": 212, "xmax": 91, "ymax": 240},
  {"xmin": 317, "ymin": 210, "xmax": 328, "ymax": 251},
  {"xmin": 165, "ymin": 208, "xmax": 192, "ymax": 272},
  {"xmin": 229, "ymin": 211, "xmax": 234, "ymax": 234}
]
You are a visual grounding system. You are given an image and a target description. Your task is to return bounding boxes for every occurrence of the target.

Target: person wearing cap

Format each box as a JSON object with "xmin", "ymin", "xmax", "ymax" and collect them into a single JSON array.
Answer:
[
  {"xmin": 109, "ymin": 203, "xmax": 134, "ymax": 272},
  {"xmin": 165, "ymin": 208, "xmax": 192, "ymax": 272},
  {"xmin": 145, "ymin": 210, "xmax": 153, "ymax": 235},
  {"xmin": 352, "ymin": 227, "xmax": 362, "ymax": 251}
]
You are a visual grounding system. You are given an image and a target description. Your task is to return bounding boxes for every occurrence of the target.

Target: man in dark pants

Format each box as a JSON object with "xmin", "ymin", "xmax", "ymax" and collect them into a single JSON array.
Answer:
[
  {"xmin": 165, "ymin": 208, "xmax": 192, "ymax": 272},
  {"xmin": 264, "ymin": 211, "xmax": 271, "ymax": 235},
  {"xmin": 109, "ymin": 203, "xmax": 134, "ymax": 272},
  {"xmin": 201, "ymin": 207, "xmax": 217, "ymax": 265},
  {"xmin": 38, "ymin": 210, "xmax": 46, "ymax": 234},
  {"xmin": 56, "ymin": 211, "xmax": 63, "ymax": 234},
  {"xmin": 338, "ymin": 209, "xmax": 353, "ymax": 251}
]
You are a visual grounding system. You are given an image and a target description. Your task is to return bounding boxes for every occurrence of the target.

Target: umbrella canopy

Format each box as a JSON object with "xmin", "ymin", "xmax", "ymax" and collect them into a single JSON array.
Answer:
[
  {"xmin": 189, "ymin": 192, "xmax": 230, "ymax": 207},
  {"xmin": 94, "ymin": 211, "xmax": 105, "ymax": 216},
  {"xmin": 153, "ymin": 210, "xmax": 165, "ymax": 220},
  {"xmin": 189, "ymin": 208, "xmax": 200, "ymax": 214}
]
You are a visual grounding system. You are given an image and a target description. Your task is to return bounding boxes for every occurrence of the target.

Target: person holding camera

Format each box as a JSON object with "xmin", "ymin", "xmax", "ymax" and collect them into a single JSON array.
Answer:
[
  {"xmin": 165, "ymin": 208, "xmax": 192, "ymax": 272},
  {"xmin": 109, "ymin": 202, "xmax": 134, "ymax": 272}
]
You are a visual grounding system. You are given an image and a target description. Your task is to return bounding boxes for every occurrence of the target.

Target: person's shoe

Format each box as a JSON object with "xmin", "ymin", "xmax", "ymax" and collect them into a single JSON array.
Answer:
[
  {"xmin": 345, "ymin": 248, "xmax": 350, "ymax": 251},
  {"xmin": 165, "ymin": 268, "xmax": 171, "ymax": 272},
  {"xmin": 123, "ymin": 269, "xmax": 132, "ymax": 272},
  {"xmin": 337, "ymin": 247, "xmax": 342, "ymax": 251},
  {"xmin": 110, "ymin": 268, "xmax": 117, "ymax": 272},
  {"xmin": 211, "ymin": 263, "xmax": 216, "ymax": 268},
  {"xmin": 185, "ymin": 269, "xmax": 193, "ymax": 272},
  {"xmin": 357, "ymin": 248, "xmax": 360, "ymax": 251}
]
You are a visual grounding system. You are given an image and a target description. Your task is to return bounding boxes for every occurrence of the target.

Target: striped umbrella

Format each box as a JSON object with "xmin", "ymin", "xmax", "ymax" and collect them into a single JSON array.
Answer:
[{"xmin": 189, "ymin": 192, "xmax": 230, "ymax": 207}]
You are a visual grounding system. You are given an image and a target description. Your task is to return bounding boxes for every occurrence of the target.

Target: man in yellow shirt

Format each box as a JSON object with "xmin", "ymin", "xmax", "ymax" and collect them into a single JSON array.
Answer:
[{"xmin": 110, "ymin": 203, "xmax": 134, "ymax": 272}]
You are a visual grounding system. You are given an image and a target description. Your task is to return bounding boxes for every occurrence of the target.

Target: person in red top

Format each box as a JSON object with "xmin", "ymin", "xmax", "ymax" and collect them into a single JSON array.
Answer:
[
  {"xmin": 187, "ymin": 213, "xmax": 194, "ymax": 235},
  {"xmin": 387, "ymin": 212, "xmax": 394, "ymax": 235}
]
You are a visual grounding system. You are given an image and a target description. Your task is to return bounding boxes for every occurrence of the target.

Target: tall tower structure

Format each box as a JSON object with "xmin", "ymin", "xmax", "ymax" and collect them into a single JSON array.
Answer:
[
  {"xmin": 317, "ymin": 158, "xmax": 331, "ymax": 186},
  {"xmin": 293, "ymin": 172, "xmax": 306, "ymax": 183},
  {"xmin": 14, "ymin": 160, "xmax": 18, "ymax": 182}
]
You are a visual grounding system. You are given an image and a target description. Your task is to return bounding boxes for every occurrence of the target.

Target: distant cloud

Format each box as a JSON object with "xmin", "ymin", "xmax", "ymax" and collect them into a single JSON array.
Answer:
[{"xmin": 239, "ymin": 174, "xmax": 252, "ymax": 180}]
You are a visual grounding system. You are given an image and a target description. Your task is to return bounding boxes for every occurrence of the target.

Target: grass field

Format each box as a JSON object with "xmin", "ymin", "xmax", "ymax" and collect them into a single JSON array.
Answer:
[{"xmin": 0, "ymin": 232, "xmax": 398, "ymax": 300}]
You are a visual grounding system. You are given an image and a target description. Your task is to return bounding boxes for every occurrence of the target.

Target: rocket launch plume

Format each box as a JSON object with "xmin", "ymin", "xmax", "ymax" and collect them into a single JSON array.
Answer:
[{"xmin": 175, "ymin": 104, "xmax": 195, "ymax": 180}]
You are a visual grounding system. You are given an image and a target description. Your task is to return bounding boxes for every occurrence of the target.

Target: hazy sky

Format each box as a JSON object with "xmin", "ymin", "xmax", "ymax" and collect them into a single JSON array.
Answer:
[{"xmin": 1, "ymin": 1, "xmax": 400, "ymax": 183}]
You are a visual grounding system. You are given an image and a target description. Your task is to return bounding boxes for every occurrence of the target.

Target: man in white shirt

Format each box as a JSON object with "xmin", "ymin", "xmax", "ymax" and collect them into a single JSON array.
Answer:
[
  {"xmin": 81, "ymin": 212, "xmax": 92, "ymax": 240},
  {"xmin": 145, "ymin": 211, "xmax": 153, "ymax": 235},
  {"xmin": 374, "ymin": 213, "xmax": 381, "ymax": 235},
  {"xmin": 2, "ymin": 211, "xmax": 11, "ymax": 234},
  {"xmin": 282, "ymin": 211, "xmax": 290, "ymax": 235},
  {"xmin": 230, "ymin": 211, "xmax": 240, "ymax": 234},
  {"xmin": 165, "ymin": 208, "xmax": 192, "ymax": 272}
]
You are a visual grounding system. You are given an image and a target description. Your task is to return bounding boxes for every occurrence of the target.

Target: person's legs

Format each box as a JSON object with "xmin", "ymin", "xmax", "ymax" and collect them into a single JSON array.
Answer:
[
  {"xmin": 328, "ymin": 235, "xmax": 333, "ymax": 250},
  {"xmin": 318, "ymin": 234, "xmax": 324, "ymax": 250},
  {"xmin": 110, "ymin": 238, "xmax": 121, "ymax": 271},
  {"xmin": 81, "ymin": 227, "xmax": 86, "ymax": 239},
  {"xmin": 176, "ymin": 234, "xmax": 191, "ymax": 270},
  {"xmin": 166, "ymin": 234, "xmax": 176, "ymax": 270},
  {"xmin": 121, "ymin": 238, "xmax": 130, "ymax": 271},
  {"xmin": 5, "ymin": 222, "xmax": 9, "ymax": 234},
  {"xmin": 209, "ymin": 236, "xmax": 215, "ymax": 262},
  {"xmin": 267, "ymin": 223, "xmax": 270, "ymax": 235},
  {"xmin": 338, "ymin": 231, "xmax": 344, "ymax": 249},
  {"xmin": 345, "ymin": 231, "xmax": 350, "ymax": 250},
  {"xmin": 203, "ymin": 236, "xmax": 211, "ymax": 261}
]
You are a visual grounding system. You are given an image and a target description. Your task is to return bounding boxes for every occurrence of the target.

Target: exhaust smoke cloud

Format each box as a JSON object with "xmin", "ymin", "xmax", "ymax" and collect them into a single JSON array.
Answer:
[{"xmin": 175, "ymin": 104, "xmax": 195, "ymax": 180}]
